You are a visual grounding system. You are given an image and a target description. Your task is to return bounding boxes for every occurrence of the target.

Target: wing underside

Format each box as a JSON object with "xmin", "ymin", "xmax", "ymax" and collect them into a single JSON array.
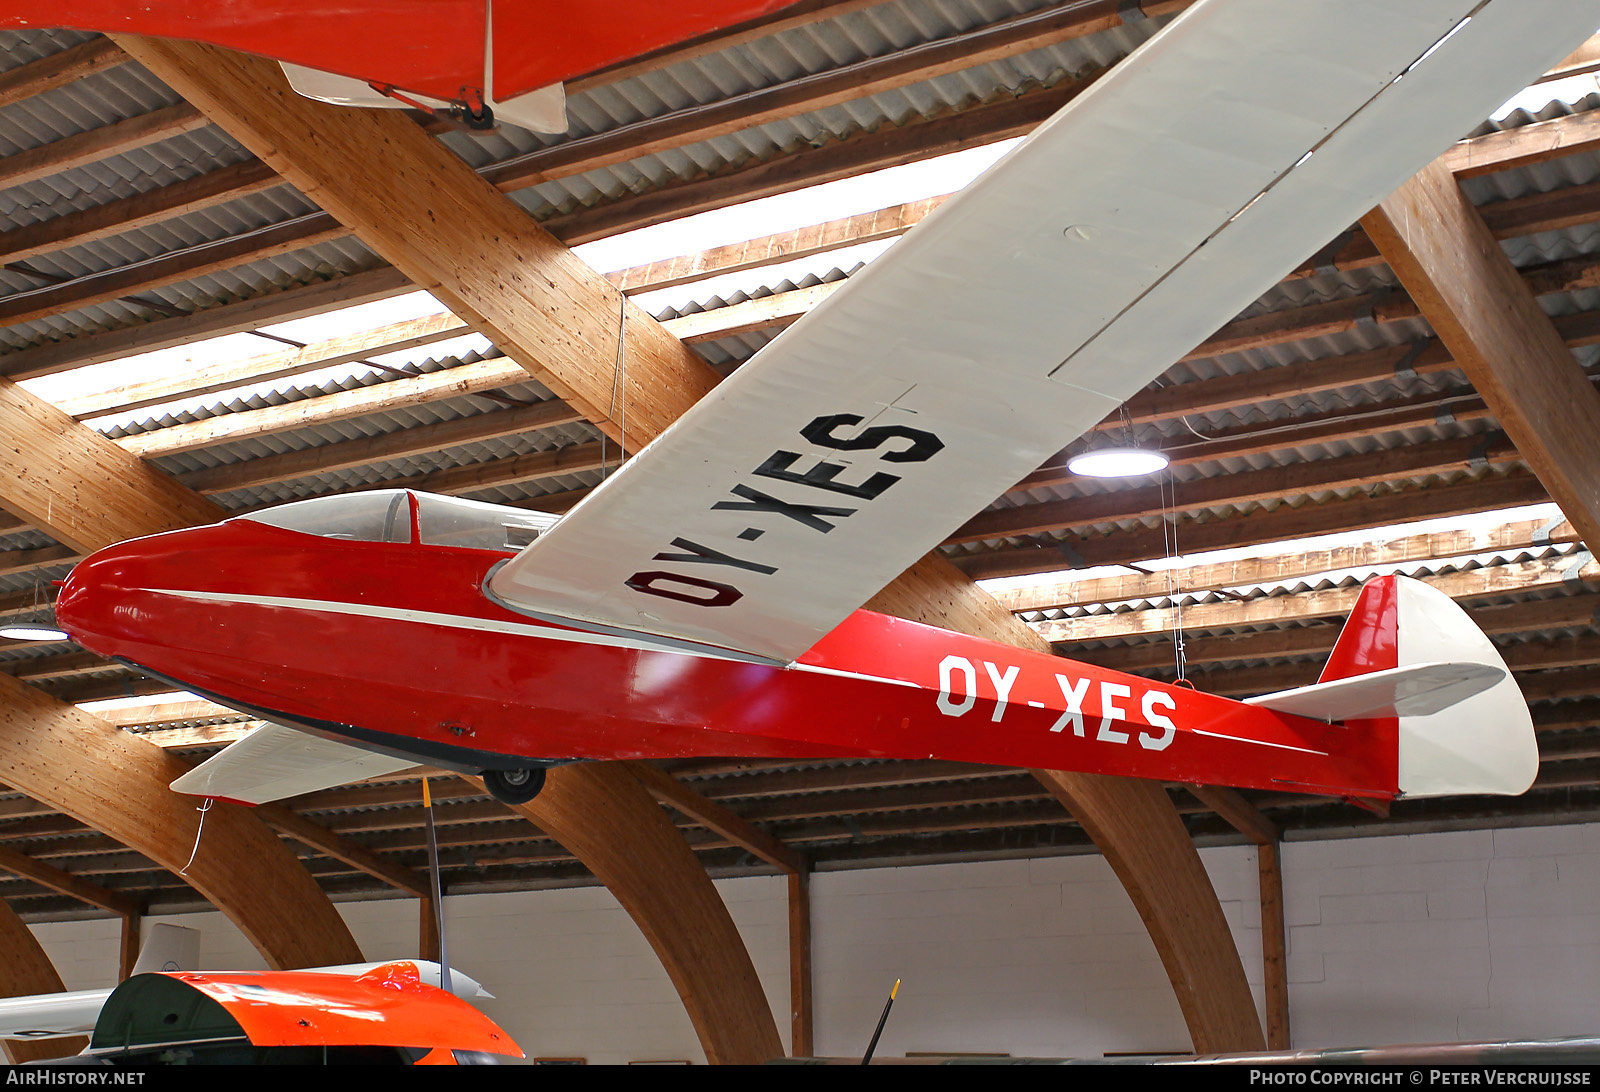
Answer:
[
  {"xmin": 170, "ymin": 722, "xmax": 418, "ymax": 805},
  {"xmin": 489, "ymin": 0, "xmax": 1600, "ymax": 664}
]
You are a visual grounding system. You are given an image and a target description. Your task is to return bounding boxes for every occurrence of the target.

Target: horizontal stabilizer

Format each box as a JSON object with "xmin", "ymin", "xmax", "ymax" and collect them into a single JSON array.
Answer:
[
  {"xmin": 1246, "ymin": 661, "xmax": 1505, "ymax": 722},
  {"xmin": 171, "ymin": 722, "xmax": 418, "ymax": 805}
]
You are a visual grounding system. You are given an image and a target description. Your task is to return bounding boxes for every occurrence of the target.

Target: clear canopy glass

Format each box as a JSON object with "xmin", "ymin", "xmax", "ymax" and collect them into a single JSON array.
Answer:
[
  {"xmin": 243, "ymin": 489, "xmax": 415, "ymax": 543},
  {"xmin": 240, "ymin": 490, "xmax": 560, "ymax": 552},
  {"xmin": 413, "ymin": 493, "xmax": 556, "ymax": 552}
]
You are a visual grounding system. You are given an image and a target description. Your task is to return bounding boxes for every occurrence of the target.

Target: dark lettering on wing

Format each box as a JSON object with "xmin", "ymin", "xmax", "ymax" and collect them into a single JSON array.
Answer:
[
  {"xmin": 799, "ymin": 413, "xmax": 945, "ymax": 463},
  {"xmin": 624, "ymin": 409, "xmax": 948, "ymax": 610},
  {"xmin": 712, "ymin": 483, "xmax": 854, "ymax": 534},
  {"xmin": 653, "ymin": 537, "xmax": 778, "ymax": 575}
]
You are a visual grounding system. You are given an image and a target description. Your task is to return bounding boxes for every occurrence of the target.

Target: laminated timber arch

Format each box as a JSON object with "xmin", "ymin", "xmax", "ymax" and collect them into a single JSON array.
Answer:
[
  {"xmin": 121, "ymin": 36, "xmax": 1265, "ymax": 1054},
  {"xmin": 0, "ymin": 895, "xmax": 83, "ymax": 1062},
  {"xmin": 0, "ymin": 379, "xmax": 363, "ymax": 970},
  {"xmin": 0, "ymin": 673, "xmax": 363, "ymax": 970}
]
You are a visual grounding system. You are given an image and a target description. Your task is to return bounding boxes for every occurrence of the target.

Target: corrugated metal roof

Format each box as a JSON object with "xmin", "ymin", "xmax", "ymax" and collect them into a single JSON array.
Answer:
[{"xmin": 0, "ymin": 2, "xmax": 1166, "ymax": 350}]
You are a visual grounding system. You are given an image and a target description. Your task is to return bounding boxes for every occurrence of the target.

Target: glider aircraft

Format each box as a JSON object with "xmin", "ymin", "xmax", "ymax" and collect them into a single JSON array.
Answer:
[{"xmin": 48, "ymin": 0, "xmax": 1600, "ymax": 807}]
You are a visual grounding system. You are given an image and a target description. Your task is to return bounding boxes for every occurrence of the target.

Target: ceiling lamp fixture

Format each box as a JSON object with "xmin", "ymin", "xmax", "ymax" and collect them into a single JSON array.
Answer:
[
  {"xmin": 0, "ymin": 622, "xmax": 69, "ymax": 642},
  {"xmin": 1, "ymin": 573, "xmax": 71, "ymax": 642},
  {"xmin": 1066, "ymin": 446, "xmax": 1171, "ymax": 478}
]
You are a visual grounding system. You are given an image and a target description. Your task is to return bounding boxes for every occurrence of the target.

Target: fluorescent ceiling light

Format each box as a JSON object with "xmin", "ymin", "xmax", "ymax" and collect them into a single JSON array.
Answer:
[
  {"xmin": 0, "ymin": 624, "xmax": 69, "ymax": 642},
  {"xmin": 1066, "ymin": 447, "xmax": 1170, "ymax": 478}
]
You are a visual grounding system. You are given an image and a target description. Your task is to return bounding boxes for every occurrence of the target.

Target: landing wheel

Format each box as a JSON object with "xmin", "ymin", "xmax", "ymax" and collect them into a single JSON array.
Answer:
[
  {"xmin": 460, "ymin": 101, "xmax": 495, "ymax": 130},
  {"xmin": 484, "ymin": 766, "xmax": 545, "ymax": 805}
]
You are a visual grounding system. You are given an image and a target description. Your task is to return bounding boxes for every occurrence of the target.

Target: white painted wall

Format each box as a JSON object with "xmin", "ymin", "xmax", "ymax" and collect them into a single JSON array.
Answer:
[{"xmin": 27, "ymin": 821, "xmax": 1600, "ymax": 1063}]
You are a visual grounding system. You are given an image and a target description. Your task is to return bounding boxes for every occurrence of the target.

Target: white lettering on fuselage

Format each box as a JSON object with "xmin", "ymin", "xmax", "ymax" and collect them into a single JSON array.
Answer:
[
  {"xmin": 1050, "ymin": 674, "xmax": 1090, "ymax": 736},
  {"xmin": 1097, "ymin": 681, "xmax": 1131, "ymax": 744},
  {"xmin": 1141, "ymin": 690, "xmax": 1178, "ymax": 751},
  {"xmin": 983, "ymin": 661, "xmax": 1020, "ymax": 724},
  {"xmin": 936, "ymin": 655, "xmax": 978, "ymax": 717},
  {"xmin": 935, "ymin": 657, "xmax": 1175, "ymax": 752}
]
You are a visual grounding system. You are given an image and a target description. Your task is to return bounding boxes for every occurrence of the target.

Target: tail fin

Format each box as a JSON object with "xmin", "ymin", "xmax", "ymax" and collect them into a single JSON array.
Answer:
[
  {"xmin": 130, "ymin": 923, "xmax": 200, "ymax": 975},
  {"xmin": 1256, "ymin": 575, "xmax": 1537, "ymax": 798}
]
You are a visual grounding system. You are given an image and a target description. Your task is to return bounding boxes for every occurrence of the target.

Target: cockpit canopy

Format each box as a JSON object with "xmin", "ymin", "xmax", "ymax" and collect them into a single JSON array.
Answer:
[{"xmin": 239, "ymin": 490, "xmax": 558, "ymax": 553}]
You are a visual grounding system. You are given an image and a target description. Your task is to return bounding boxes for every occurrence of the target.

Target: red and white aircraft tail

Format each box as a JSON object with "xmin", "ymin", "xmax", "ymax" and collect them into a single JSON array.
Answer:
[{"xmin": 1250, "ymin": 575, "xmax": 1538, "ymax": 798}]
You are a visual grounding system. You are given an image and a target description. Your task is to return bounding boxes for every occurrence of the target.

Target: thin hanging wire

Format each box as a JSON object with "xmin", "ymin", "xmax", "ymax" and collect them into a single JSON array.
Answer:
[
  {"xmin": 422, "ymin": 777, "xmax": 453, "ymax": 996},
  {"xmin": 1160, "ymin": 467, "xmax": 1189, "ymax": 683},
  {"xmin": 177, "ymin": 797, "xmax": 214, "ymax": 875},
  {"xmin": 599, "ymin": 294, "xmax": 628, "ymax": 481},
  {"xmin": 26, "ymin": 564, "xmax": 44, "ymax": 625}
]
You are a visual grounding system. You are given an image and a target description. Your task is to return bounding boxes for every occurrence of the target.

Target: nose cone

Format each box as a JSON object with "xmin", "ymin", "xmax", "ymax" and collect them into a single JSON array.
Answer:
[
  {"xmin": 55, "ymin": 523, "xmax": 239, "ymax": 662},
  {"xmin": 55, "ymin": 538, "xmax": 150, "ymax": 658}
]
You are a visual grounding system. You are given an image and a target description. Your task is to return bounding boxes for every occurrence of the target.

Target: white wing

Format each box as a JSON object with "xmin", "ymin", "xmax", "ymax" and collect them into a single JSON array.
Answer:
[
  {"xmin": 490, "ymin": 0, "xmax": 1600, "ymax": 664},
  {"xmin": 170, "ymin": 722, "xmax": 418, "ymax": 805}
]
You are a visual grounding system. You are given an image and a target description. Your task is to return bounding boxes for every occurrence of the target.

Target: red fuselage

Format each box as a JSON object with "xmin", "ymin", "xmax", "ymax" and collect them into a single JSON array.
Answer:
[{"xmin": 57, "ymin": 518, "xmax": 1397, "ymax": 798}]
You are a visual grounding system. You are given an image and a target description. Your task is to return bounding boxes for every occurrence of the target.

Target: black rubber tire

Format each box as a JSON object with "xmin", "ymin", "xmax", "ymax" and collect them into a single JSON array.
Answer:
[
  {"xmin": 461, "ymin": 101, "xmax": 496, "ymax": 130},
  {"xmin": 484, "ymin": 766, "xmax": 546, "ymax": 805}
]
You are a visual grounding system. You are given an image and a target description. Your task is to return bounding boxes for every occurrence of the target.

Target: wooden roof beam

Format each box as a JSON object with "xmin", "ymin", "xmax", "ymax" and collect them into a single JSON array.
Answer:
[
  {"xmin": 1442, "ymin": 106, "xmax": 1600, "ymax": 179},
  {"xmin": 0, "ymin": 842, "xmax": 140, "ymax": 916},
  {"xmin": 0, "ymin": 380, "xmax": 223, "ymax": 554},
  {"xmin": 1540, "ymin": 33, "xmax": 1600, "ymax": 83},
  {"xmin": 992, "ymin": 517, "xmax": 1579, "ymax": 611},
  {"xmin": 1364, "ymin": 158, "xmax": 1600, "ymax": 552},
  {"xmin": 4, "ymin": 1, "xmax": 1130, "ymax": 329},
  {"xmin": 0, "ymin": 104, "xmax": 208, "ymax": 194},
  {"xmin": 7, "ymin": 57, "xmax": 1592, "ymax": 383},
  {"xmin": 1074, "ymin": 595, "xmax": 1600, "ymax": 675},
  {"xmin": 625, "ymin": 761, "xmax": 804, "ymax": 874},
  {"xmin": 118, "ymin": 38, "xmax": 718, "ymax": 450},
  {"xmin": 0, "ymin": 36, "xmax": 126, "ymax": 110},
  {"xmin": 958, "ymin": 473, "xmax": 1552, "ymax": 581},
  {"xmin": 1034, "ymin": 553, "xmax": 1596, "ymax": 643},
  {"xmin": 256, "ymin": 803, "xmax": 429, "ymax": 899},
  {"xmin": 58, "ymin": 311, "xmax": 473, "ymax": 421},
  {"xmin": 0, "ymin": 267, "xmax": 414, "ymax": 382},
  {"xmin": 955, "ymin": 433, "xmax": 1521, "ymax": 546},
  {"xmin": 94, "ymin": 699, "xmax": 241, "ymax": 728},
  {"xmin": 1186, "ymin": 786, "xmax": 1279, "ymax": 846}
]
